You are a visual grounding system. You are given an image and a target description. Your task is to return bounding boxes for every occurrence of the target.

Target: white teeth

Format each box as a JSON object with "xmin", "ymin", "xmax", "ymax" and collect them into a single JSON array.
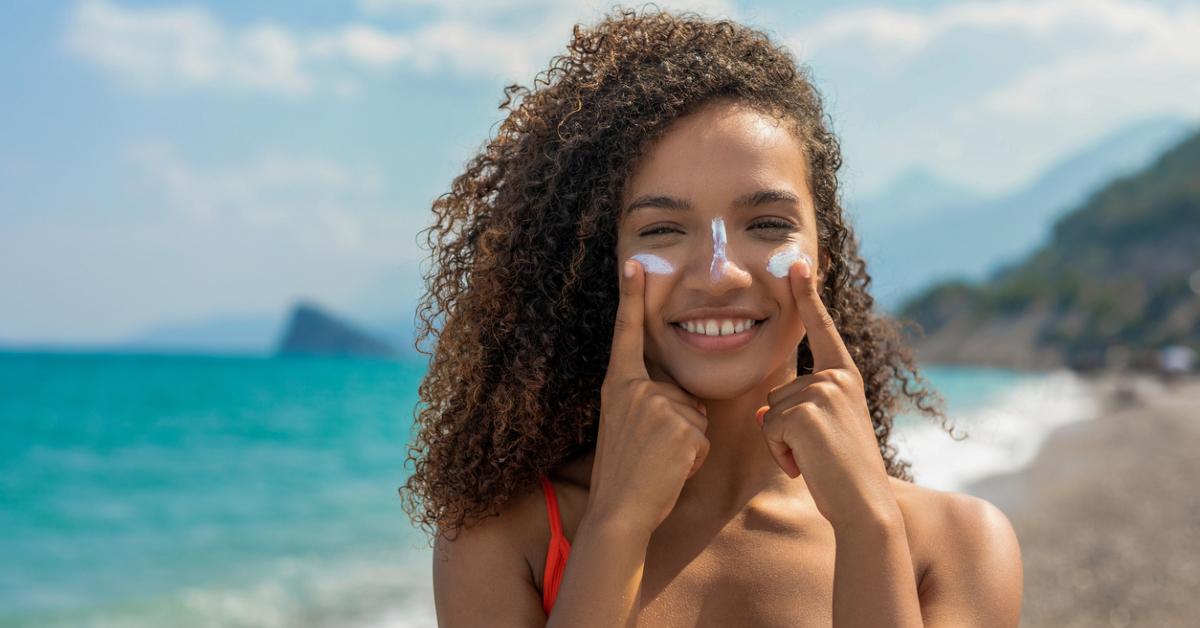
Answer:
[{"xmin": 678, "ymin": 318, "xmax": 756, "ymax": 337}]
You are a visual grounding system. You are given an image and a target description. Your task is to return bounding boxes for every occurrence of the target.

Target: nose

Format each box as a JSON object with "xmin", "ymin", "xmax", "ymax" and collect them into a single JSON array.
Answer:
[{"xmin": 687, "ymin": 217, "xmax": 752, "ymax": 293}]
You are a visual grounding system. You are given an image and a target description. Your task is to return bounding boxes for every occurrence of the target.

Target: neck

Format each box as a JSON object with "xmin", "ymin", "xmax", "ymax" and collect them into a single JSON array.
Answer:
[
  {"xmin": 564, "ymin": 354, "xmax": 815, "ymax": 518},
  {"xmin": 672, "ymin": 357, "xmax": 811, "ymax": 516}
]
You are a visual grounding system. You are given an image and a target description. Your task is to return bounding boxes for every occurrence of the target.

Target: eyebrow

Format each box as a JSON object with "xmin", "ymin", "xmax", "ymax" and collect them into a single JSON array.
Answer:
[{"xmin": 624, "ymin": 188, "xmax": 802, "ymax": 214}]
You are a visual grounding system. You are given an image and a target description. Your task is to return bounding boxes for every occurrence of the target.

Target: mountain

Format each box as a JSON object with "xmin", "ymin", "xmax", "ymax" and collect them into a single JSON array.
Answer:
[
  {"xmin": 898, "ymin": 127, "xmax": 1200, "ymax": 369},
  {"xmin": 856, "ymin": 116, "xmax": 1196, "ymax": 312},
  {"xmin": 851, "ymin": 167, "xmax": 981, "ymax": 230},
  {"xmin": 275, "ymin": 301, "xmax": 399, "ymax": 358}
]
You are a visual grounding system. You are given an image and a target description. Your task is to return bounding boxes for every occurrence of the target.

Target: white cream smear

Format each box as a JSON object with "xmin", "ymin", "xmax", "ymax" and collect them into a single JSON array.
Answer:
[
  {"xmin": 630, "ymin": 252, "xmax": 674, "ymax": 275},
  {"xmin": 709, "ymin": 217, "xmax": 729, "ymax": 281},
  {"xmin": 766, "ymin": 244, "xmax": 812, "ymax": 278},
  {"xmin": 631, "ymin": 216, "xmax": 804, "ymax": 279}
]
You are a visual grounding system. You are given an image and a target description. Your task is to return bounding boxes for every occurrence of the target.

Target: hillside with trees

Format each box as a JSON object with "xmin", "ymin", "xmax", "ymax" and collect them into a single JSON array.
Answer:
[{"xmin": 898, "ymin": 128, "xmax": 1200, "ymax": 370}]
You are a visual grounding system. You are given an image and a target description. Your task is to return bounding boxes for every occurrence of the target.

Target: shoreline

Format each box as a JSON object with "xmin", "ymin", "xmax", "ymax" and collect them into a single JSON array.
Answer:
[
  {"xmin": 894, "ymin": 367, "xmax": 1099, "ymax": 495},
  {"xmin": 962, "ymin": 371, "xmax": 1200, "ymax": 627}
]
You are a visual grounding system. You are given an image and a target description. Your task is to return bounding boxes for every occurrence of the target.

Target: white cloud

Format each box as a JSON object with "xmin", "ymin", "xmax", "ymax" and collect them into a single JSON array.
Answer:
[
  {"xmin": 65, "ymin": 0, "xmax": 311, "ymax": 93},
  {"xmin": 786, "ymin": 0, "xmax": 1200, "ymax": 194},
  {"xmin": 357, "ymin": 0, "xmax": 733, "ymax": 18},
  {"xmin": 126, "ymin": 142, "xmax": 413, "ymax": 263},
  {"xmin": 67, "ymin": 0, "xmax": 737, "ymax": 95},
  {"xmin": 0, "ymin": 144, "xmax": 426, "ymax": 342},
  {"xmin": 310, "ymin": 25, "xmax": 411, "ymax": 67},
  {"xmin": 975, "ymin": 4, "xmax": 1200, "ymax": 119},
  {"xmin": 794, "ymin": 0, "xmax": 1166, "ymax": 57},
  {"xmin": 791, "ymin": 0, "xmax": 1200, "ymax": 120}
]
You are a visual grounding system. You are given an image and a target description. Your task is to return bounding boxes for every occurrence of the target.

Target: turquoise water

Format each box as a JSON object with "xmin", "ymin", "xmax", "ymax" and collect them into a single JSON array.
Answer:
[{"xmin": 0, "ymin": 350, "xmax": 1033, "ymax": 626}]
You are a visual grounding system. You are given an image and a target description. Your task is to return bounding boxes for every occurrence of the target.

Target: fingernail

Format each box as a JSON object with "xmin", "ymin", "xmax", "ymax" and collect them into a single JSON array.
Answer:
[
  {"xmin": 697, "ymin": 403, "xmax": 707, "ymax": 416},
  {"xmin": 755, "ymin": 405, "xmax": 768, "ymax": 426},
  {"xmin": 798, "ymin": 257, "xmax": 812, "ymax": 279},
  {"xmin": 623, "ymin": 260, "xmax": 634, "ymax": 279}
]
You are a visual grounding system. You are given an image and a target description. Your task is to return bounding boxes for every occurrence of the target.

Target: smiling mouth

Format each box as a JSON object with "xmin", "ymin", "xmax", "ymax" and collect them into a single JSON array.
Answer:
[
  {"xmin": 669, "ymin": 319, "xmax": 766, "ymax": 336},
  {"xmin": 668, "ymin": 318, "xmax": 767, "ymax": 351}
]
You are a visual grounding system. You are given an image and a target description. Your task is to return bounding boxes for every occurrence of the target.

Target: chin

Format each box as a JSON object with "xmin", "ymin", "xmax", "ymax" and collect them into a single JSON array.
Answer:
[{"xmin": 669, "ymin": 369, "xmax": 761, "ymax": 401}]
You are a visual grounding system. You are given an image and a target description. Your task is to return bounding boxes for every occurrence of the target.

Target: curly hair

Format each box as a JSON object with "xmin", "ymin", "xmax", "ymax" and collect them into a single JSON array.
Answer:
[{"xmin": 400, "ymin": 7, "xmax": 961, "ymax": 545}]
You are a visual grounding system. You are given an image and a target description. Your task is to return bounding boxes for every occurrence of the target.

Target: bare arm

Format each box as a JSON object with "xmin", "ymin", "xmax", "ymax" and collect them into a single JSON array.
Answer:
[
  {"xmin": 829, "ymin": 492, "xmax": 1023, "ymax": 628},
  {"xmin": 831, "ymin": 504, "xmax": 923, "ymax": 627},
  {"xmin": 545, "ymin": 509, "xmax": 652, "ymax": 628},
  {"xmin": 431, "ymin": 503, "xmax": 653, "ymax": 627},
  {"xmin": 431, "ymin": 514, "xmax": 547, "ymax": 627},
  {"xmin": 918, "ymin": 494, "xmax": 1023, "ymax": 627}
]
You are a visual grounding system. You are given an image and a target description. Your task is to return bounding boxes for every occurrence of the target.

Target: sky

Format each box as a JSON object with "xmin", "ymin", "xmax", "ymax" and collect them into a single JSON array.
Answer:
[{"xmin": 2, "ymin": 0, "xmax": 1200, "ymax": 345}]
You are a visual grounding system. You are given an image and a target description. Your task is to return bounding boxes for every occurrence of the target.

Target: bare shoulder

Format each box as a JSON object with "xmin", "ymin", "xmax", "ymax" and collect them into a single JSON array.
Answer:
[
  {"xmin": 890, "ymin": 478, "xmax": 1024, "ymax": 627},
  {"xmin": 431, "ymin": 482, "xmax": 549, "ymax": 627}
]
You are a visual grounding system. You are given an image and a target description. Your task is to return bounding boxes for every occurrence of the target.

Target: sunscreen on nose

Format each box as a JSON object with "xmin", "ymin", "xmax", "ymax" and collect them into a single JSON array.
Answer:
[
  {"xmin": 629, "ymin": 252, "xmax": 675, "ymax": 275},
  {"xmin": 710, "ymin": 217, "xmax": 729, "ymax": 281},
  {"xmin": 766, "ymin": 245, "xmax": 812, "ymax": 279}
]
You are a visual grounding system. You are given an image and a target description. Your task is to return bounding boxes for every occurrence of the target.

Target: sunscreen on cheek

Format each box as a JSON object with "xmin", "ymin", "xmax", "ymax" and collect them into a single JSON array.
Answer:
[
  {"xmin": 630, "ymin": 252, "xmax": 675, "ymax": 275},
  {"xmin": 766, "ymin": 245, "xmax": 812, "ymax": 279}
]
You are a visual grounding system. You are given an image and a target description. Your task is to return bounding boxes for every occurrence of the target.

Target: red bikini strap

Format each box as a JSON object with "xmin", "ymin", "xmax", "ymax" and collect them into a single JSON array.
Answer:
[{"xmin": 539, "ymin": 474, "xmax": 564, "ymax": 537}]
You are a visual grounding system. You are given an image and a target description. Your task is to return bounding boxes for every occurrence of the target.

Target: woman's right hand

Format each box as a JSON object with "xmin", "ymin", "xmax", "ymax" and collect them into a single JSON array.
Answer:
[{"xmin": 586, "ymin": 258, "xmax": 710, "ymax": 537}]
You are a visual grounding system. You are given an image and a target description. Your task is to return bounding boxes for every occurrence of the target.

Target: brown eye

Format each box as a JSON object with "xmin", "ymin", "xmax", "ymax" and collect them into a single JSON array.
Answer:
[
  {"xmin": 639, "ymin": 225, "xmax": 682, "ymax": 237},
  {"xmin": 752, "ymin": 219, "xmax": 795, "ymax": 230}
]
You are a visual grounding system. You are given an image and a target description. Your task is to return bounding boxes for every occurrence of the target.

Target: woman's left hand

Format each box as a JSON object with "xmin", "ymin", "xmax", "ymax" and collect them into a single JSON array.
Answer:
[{"xmin": 755, "ymin": 258, "xmax": 899, "ymax": 529}]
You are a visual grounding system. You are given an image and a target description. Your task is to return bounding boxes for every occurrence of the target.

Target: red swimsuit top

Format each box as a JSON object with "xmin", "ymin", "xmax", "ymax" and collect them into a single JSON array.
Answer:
[{"xmin": 538, "ymin": 474, "xmax": 572, "ymax": 616}]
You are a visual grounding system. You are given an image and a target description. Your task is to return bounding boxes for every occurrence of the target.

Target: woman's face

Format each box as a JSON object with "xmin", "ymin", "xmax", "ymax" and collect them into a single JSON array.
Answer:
[{"xmin": 616, "ymin": 100, "xmax": 822, "ymax": 399}]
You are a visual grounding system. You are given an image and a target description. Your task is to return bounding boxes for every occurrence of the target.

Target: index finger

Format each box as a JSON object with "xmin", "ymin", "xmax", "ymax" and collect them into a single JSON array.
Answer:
[
  {"xmin": 789, "ymin": 255, "xmax": 854, "ymax": 372},
  {"xmin": 608, "ymin": 258, "xmax": 650, "ymax": 379}
]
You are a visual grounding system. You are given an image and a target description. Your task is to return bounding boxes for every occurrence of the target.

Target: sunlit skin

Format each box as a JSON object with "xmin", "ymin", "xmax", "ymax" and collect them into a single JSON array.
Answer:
[
  {"xmin": 431, "ymin": 97, "xmax": 1024, "ymax": 628},
  {"xmin": 613, "ymin": 98, "xmax": 842, "ymax": 516},
  {"xmin": 563, "ymin": 97, "xmax": 927, "ymax": 626},
  {"xmin": 566, "ymin": 99, "xmax": 1019, "ymax": 625}
]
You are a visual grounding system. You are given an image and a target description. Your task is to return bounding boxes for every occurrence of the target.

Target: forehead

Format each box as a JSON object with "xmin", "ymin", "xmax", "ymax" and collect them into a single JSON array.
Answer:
[{"xmin": 622, "ymin": 101, "xmax": 811, "ymax": 208}]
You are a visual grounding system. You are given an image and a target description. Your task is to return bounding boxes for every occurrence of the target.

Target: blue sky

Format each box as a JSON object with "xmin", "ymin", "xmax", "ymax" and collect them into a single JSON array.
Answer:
[{"xmin": 3, "ymin": 0, "xmax": 1199, "ymax": 344}]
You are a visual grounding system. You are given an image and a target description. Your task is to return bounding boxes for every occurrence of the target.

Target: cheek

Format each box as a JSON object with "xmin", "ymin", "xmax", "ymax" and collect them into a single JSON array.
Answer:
[
  {"xmin": 629, "ymin": 252, "xmax": 675, "ymax": 275},
  {"xmin": 765, "ymin": 242, "xmax": 813, "ymax": 278}
]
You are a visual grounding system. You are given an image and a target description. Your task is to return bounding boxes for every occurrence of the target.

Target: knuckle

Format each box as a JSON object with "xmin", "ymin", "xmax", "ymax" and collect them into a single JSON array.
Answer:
[
  {"xmin": 783, "ymin": 403, "xmax": 819, "ymax": 427},
  {"xmin": 811, "ymin": 380, "xmax": 838, "ymax": 399},
  {"xmin": 826, "ymin": 369, "xmax": 853, "ymax": 386},
  {"xmin": 649, "ymin": 395, "xmax": 673, "ymax": 415},
  {"xmin": 670, "ymin": 422, "xmax": 693, "ymax": 445}
]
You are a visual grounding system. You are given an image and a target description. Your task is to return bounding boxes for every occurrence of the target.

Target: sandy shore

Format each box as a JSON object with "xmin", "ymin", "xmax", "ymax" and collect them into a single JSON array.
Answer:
[{"xmin": 963, "ymin": 372, "xmax": 1200, "ymax": 627}]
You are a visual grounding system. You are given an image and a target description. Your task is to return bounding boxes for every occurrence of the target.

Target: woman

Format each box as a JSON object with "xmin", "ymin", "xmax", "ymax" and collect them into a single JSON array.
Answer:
[{"xmin": 404, "ymin": 8, "xmax": 1023, "ymax": 627}]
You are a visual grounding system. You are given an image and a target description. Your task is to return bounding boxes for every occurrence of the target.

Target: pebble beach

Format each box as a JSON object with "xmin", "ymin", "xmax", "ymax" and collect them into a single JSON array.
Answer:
[{"xmin": 964, "ymin": 372, "xmax": 1200, "ymax": 627}]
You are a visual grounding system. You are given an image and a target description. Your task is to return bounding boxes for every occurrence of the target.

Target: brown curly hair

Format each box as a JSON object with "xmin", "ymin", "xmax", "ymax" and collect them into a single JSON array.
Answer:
[{"xmin": 400, "ymin": 6, "xmax": 961, "ymax": 545}]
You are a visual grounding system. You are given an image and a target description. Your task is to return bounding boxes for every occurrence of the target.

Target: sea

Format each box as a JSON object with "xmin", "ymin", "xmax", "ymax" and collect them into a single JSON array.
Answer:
[{"xmin": 0, "ymin": 350, "xmax": 1097, "ymax": 627}]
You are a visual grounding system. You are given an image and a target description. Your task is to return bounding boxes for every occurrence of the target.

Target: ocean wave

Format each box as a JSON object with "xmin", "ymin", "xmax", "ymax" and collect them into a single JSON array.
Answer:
[
  {"xmin": 891, "ymin": 368, "xmax": 1099, "ymax": 493},
  {"xmin": 21, "ymin": 546, "xmax": 439, "ymax": 628}
]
